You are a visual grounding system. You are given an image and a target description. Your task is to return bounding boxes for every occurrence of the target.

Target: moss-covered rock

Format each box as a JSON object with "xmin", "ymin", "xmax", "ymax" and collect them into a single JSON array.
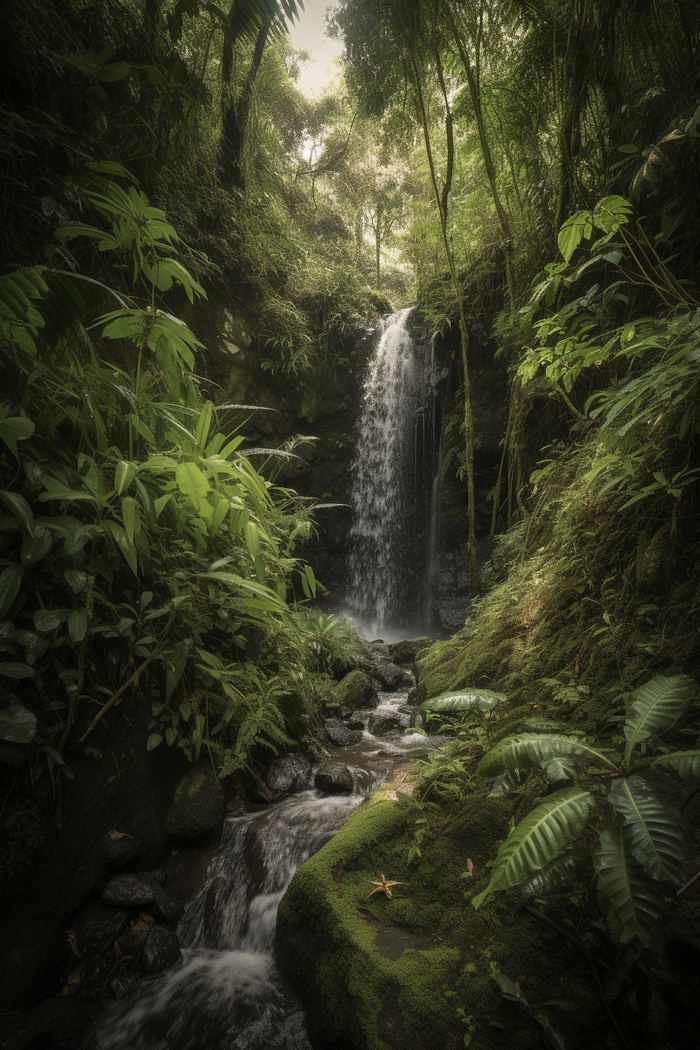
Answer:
[
  {"xmin": 387, "ymin": 638, "xmax": 432, "ymax": 665},
  {"xmin": 165, "ymin": 764, "xmax": 223, "ymax": 839},
  {"xmin": 332, "ymin": 669, "xmax": 383, "ymax": 712},
  {"xmin": 276, "ymin": 781, "xmax": 607, "ymax": 1050}
]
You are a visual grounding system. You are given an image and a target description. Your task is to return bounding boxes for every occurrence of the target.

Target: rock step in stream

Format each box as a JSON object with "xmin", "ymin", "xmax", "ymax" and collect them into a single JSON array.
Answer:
[{"xmin": 78, "ymin": 651, "xmax": 440, "ymax": 1050}]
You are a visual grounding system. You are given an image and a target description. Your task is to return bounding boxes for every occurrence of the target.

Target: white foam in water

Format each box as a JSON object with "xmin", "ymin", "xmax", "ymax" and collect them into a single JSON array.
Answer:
[{"xmin": 95, "ymin": 789, "xmax": 370, "ymax": 1050}]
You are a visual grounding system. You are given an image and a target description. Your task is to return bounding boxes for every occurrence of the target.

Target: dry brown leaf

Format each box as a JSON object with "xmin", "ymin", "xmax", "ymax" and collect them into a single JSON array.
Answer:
[
  {"xmin": 466, "ymin": 858, "xmax": 474, "ymax": 873},
  {"xmin": 130, "ymin": 911, "xmax": 156, "ymax": 932},
  {"xmin": 65, "ymin": 929, "xmax": 81, "ymax": 957},
  {"xmin": 108, "ymin": 829, "xmax": 133, "ymax": 840},
  {"xmin": 61, "ymin": 962, "xmax": 83, "ymax": 996}
]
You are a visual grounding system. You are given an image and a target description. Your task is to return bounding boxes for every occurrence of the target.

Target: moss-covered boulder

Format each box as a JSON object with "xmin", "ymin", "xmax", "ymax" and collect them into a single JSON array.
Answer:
[
  {"xmin": 332, "ymin": 669, "xmax": 382, "ymax": 712},
  {"xmin": 165, "ymin": 764, "xmax": 223, "ymax": 839},
  {"xmin": 276, "ymin": 782, "xmax": 607, "ymax": 1050},
  {"xmin": 387, "ymin": 637, "xmax": 432, "ymax": 665}
]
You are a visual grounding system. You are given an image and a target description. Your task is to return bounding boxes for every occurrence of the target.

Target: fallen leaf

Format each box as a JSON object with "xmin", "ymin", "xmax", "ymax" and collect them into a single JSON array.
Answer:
[
  {"xmin": 61, "ymin": 962, "xmax": 83, "ymax": 996},
  {"xmin": 367, "ymin": 873, "xmax": 409, "ymax": 899},
  {"xmin": 130, "ymin": 911, "xmax": 155, "ymax": 932},
  {"xmin": 66, "ymin": 929, "xmax": 81, "ymax": 957},
  {"xmin": 108, "ymin": 829, "xmax": 133, "ymax": 840}
]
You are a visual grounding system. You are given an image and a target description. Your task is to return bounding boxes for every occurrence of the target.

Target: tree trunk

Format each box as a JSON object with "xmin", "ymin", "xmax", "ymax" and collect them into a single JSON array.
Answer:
[{"xmin": 218, "ymin": 9, "xmax": 273, "ymax": 192}]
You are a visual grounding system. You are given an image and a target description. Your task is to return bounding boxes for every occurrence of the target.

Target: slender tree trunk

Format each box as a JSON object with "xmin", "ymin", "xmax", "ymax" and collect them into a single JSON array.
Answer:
[
  {"xmin": 411, "ymin": 49, "xmax": 479, "ymax": 598},
  {"xmin": 218, "ymin": 9, "xmax": 273, "ymax": 191},
  {"xmin": 447, "ymin": 3, "xmax": 517, "ymax": 309},
  {"xmin": 375, "ymin": 224, "xmax": 381, "ymax": 289}
]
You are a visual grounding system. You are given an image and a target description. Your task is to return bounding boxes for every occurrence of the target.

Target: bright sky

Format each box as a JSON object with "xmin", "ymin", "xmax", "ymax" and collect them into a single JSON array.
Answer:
[{"xmin": 287, "ymin": 0, "xmax": 343, "ymax": 96}]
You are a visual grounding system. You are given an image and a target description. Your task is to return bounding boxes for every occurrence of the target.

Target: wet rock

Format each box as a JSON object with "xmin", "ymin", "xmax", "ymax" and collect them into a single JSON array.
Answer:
[
  {"xmin": 101, "ymin": 873, "xmax": 183, "ymax": 925},
  {"xmin": 115, "ymin": 930, "xmax": 149, "ymax": 966},
  {"xmin": 343, "ymin": 718, "xmax": 365, "ymax": 731},
  {"xmin": 406, "ymin": 686, "xmax": 418, "ymax": 705},
  {"xmin": 324, "ymin": 718, "xmax": 363, "ymax": 748},
  {"xmin": 101, "ymin": 873, "xmax": 158, "ymax": 909},
  {"xmin": 100, "ymin": 830, "xmax": 137, "ymax": 870},
  {"xmin": 265, "ymin": 754, "xmax": 313, "ymax": 797},
  {"xmin": 166, "ymin": 763, "xmax": 223, "ymax": 838},
  {"xmin": 370, "ymin": 662, "xmax": 413, "ymax": 691},
  {"xmin": 247, "ymin": 781, "xmax": 276, "ymax": 804},
  {"xmin": 387, "ymin": 637, "xmax": 432, "ymax": 664},
  {"xmin": 142, "ymin": 925, "xmax": 182, "ymax": 974},
  {"xmin": 152, "ymin": 891, "xmax": 184, "ymax": 926},
  {"xmin": 332, "ymin": 669, "xmax": 382, "ymax": 712},
  {"xmin": 368, "ymin": 713, "xmax": 404, "ymax": 736},
  {"xmin": 72, "ymin": 902, "xmax": 132, "ymax": 957},
  {"xmin": 314, "ymin": 762, "xmax": 353, "ymax": 794},
  {"xmin": 108, "ymin": 972, "xmax": 139, "ymax": 999},
  {"xmin": 75, "ymin": 951, "xmax": 114, "ymax": 1000},
  {"xmin": 144, "ymin": 868, "xmax": 167, "ymax": 885}
]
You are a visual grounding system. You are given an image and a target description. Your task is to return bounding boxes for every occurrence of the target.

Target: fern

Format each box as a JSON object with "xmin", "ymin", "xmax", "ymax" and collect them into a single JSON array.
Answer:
[
  {"xmin": 477, "ymin": 732, "xmax": 617, "ymax": 779},
  {"xmin": 624, "ymin": 674, "xmax": 695, "ymax": 765},
  {"xmin": 608, "ymin": 776, "xmax": 684, "ymax": 884},
  {"xmin": 472, "ymin": 787, "xmax": 595, "ymax": 909},
  {"xmin": 651, "ymin": 751, "xmax": 700, "ymax": 783},
  {"xmin": 594, "ymin": 817, "xmax": 665, "ymax": 950}
]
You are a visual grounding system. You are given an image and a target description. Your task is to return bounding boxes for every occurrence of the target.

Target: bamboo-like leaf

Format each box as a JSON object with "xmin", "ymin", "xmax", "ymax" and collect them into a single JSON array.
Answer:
[
  {"xmin": 420, "ymin": 688, "xmax": 506, "ymax": 716},
  {"xmin": 21, "ymin": 525, "xmax": 52, "ymax": 566},
  {"xmin": 651, "ymin": 750, "xmax": 700, "ymax": 783},
  {"xmin": 624, "ymin": 675, "xmax": 695, "ymax": 764},
  {"xmin": 0, "ymin": 491, "xmax": 35, "ymax": 533},
  {"xmin": 114, "ymin": 460, "xmax": 137, "ymax": 495},
  {"xmin": 472, "ymin": 787, "xmax": 595, "ymax": 909},
  {"xmin": 608, "ymin": 776, "xmax": 684, "ymax": 884},
  {"xmin": 594, "ymin": 816, "xmax": 665, "ymax": 949},
  {"xmin": 478, "ymin": 733, "xmax": 617, "ymax": 779},
  {"xmin": 520, "ymin": 845, "xmax": 590, "ymax": 898}
]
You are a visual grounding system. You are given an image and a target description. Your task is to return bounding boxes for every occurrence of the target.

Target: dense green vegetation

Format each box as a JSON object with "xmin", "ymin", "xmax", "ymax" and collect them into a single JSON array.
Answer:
[{"xmin": 2, "ymin": 0, "xmax": 700, "ymax": 1044}]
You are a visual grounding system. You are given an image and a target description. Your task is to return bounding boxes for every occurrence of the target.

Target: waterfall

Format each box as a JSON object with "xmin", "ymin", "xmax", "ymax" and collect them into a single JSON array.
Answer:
[{"xmin": 346, "ymin": 309, "xmax": 447, "ymax": 641}]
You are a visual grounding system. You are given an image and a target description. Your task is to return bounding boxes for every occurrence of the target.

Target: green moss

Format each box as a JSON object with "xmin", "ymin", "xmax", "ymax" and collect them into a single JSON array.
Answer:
[
  {"xmin": 331, "ymin": 669, "xmax": 383, "ymax": 712},
  {"xmin": 165, "ymin": 763, "xmax": 223, "ymax": 838},
  {"xmin": 277, "ymin": 784, "xmax": 608, "ymax": 1050}
]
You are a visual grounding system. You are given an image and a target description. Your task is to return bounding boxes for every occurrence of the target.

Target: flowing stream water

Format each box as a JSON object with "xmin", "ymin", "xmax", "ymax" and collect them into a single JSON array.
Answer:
[
  {"xmin": 346, "ymin": 309, "xmax": 447, "ymax": 641},
  {"xmin": 94, "ymin": 688, "xmax": 439, "ymax": 1050}
]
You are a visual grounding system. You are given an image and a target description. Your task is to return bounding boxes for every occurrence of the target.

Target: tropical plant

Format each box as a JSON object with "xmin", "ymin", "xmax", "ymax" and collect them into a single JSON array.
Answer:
[{"xmin": 470, "ymin": 674, "xmax": 697, "ymax": 952}]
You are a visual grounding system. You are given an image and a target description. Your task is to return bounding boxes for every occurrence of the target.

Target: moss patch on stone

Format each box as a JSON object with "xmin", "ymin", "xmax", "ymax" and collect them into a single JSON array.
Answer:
[
  {"xmin": 276, "ymin": 781, "xmax": 607, "ymax": 1050},
  {"xmin": 165, "ymin": 764, "xmax": 223, "ymax": 838},
  {"xmin": 331, "ymin": 669, "xmax": 383, "ymax": 712}
]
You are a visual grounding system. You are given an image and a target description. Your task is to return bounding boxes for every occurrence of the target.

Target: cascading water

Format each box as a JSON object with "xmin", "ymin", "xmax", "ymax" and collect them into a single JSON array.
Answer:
[
  {"xmin": 347, "ymin": 309, "xmax": 447, "ymax": 641},
  {"xmin": 91, "ymin": 692, "xmax": 440, "ymax": 1050}
]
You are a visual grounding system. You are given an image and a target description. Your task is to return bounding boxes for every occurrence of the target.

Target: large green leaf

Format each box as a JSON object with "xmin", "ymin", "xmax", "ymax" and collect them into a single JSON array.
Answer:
[
  {"xmin": 478, "ymin": 732, "xmax": 617, "ymax": 779},
  {"xmin": 0, "ymin": 565, "xmax": 23, "ymax": 619},
  {"xmin": 520, "ymin": 845, "xmax": 590, "ymax": 899},
  {"xmin": 494, "ymin": 717, "xmax": 567, "ymax": 743},
  {"xmin": 472, "ymin": 787, "xmax": 595, "ymax": 909},
  {"xmin": 624, "ymin": 675, "xmax": 695, "ymax": 764},
  {"xmin": 0, "ymin": 702, "xmax": 37, "ymax": 743},
  {"xmin": 651, "ymin": 750, "xmax": 700, "ymax": 783},
  {"xmin": 420, "ymin": 688, "xmax": 506, "ymax": 716},
  {"xmin": 594, "ymin": 816, "xmax": 665, "ymax": 949},
  {"xmin": 608, "ymin": 776, "xmax": 684, "ymax": 884}
]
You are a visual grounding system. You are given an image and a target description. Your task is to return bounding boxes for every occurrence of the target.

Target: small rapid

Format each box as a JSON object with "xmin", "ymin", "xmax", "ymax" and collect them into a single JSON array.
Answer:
[{"xmin": 93, "ymin": 686, "xmax": 440, "ymax": 1050}]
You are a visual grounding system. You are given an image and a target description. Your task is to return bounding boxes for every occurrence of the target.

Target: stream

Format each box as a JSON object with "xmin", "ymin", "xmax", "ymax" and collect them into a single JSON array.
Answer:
[{"xmin": 93, "ymin": 685, "xmax": 439, "ymax": 1050}]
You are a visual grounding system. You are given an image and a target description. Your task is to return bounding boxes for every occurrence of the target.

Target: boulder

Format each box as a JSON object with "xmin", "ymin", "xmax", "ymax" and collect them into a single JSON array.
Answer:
[
  {"xmin": 324, "ymin": 719, "xmax": 363, "ymax": 748},
  {"xmin": 101, "ymin": 873, "xmax": 158, "ymax": 909},
  {"xmin": 144, "ymin": 868, "xmax": 167, "ymax": 885},
  {"xmin": 314, "ymin": 762, "xmax": 353, "ymax": 794},
  {"xmin": 101, "ymin": 873, "xmax": 183, "ymax": 925},
  {"xmin": 166, "ymin": 764, "xmax": 223, "ymax": 839},
  {"xmin": 370, "ymin": 662, "xmax": 412, "ymax": 691},
  {"xmin": 265, "ymin": 754, "xmax": 313, "ymax": 797},
  {"xmin": 142, "ymin": 925, "xmax": 182, "ymax": 974},
  {"xmin": 368, "ymin": 712, "xmax": 404, "ymax": 736},
  {"xmin": 387, "ymin": 637, "xmax": 432, "ymax": 664},
  {"xmin": 115, "ymin": 930, "xmax": 149, "ymax": 965},
  {"xmin": 75, "ymin": 951, "xmax": 114, "ymax": 1000},
  {"xmin": 72, "ymin": 902, "xmax": 132, "ymax": 957},
  {"xmin": 332, "ymin": 670, "xmax": 382, "ymax": 712}
]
